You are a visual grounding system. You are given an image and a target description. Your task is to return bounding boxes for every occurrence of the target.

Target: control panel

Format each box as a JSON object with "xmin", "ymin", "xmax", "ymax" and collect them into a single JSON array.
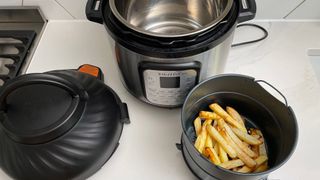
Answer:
[{"xmin": 143, "ymin": 69, "xmax": 197, "ymax": 106}]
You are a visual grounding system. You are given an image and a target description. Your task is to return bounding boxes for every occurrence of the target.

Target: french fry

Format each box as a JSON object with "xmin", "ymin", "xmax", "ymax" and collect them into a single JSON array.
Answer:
[
  {"xmin": 226, "ymin": 106, "xmax": 246, "ymax": 128},
  {"xmin": 259, "ymin": 142, "xmax": 267, "ymax": 156},
  {"xmin": 205, "ymin": 147, "xmax": 221, "ymax": 165},
  {"xmin": 252, "ymin": 145, "xmax": 259, "ymax": 157},
  {"xmin": 205, "ymin": 135, "xmax": 214, "ymax": 148},
  {"xmin": 194, "ymin": 127, "xmax": 207, "ymax": 153},
  {"xmin": 218, "ymin": 144, "xmax": 229, "ymax": 163},
  {"xmin": 237, "ymin": 166, "xmax": 252, "ymax": 173},
  {"xmin": 220, "ymin": 130, "xmax": 257, "ymax": 168},
  {"xmin": 237, "ymin": 155, "xmax": 268, "ymax": 173},
  {"xmin": 209, "ymin": 103, "xmax": 247, "ymax": 132},
  {"xmin": 213, "ymin": 119, "xmax": 218, "ymax": 128},
  {"xmin": 193, "ymin": 104, "xmax": 269, "ymax": 173},
  {"xmin": 223, "ymin": 123, "xmax": 257, "ymax": 158},
  {"xmin": 254, "ymin": 155, "xmax": 268, "ymax": 167},
  {"xmin": 217, "ymin": 118, "xmax": 257, "ymax": 158},
  {"xmin": 206, "ymin": 125, "xmax": 237, "ymax": 158},
  {"xmin": 203, "ymin": 119, "xmax": 213, "ymax": 128},
  {"xmin": 194, "ymin": 117, "xmax": 202, "ymax": 137},
  {"xmin": 253, "ymin": 162, "xmax": 268, "ymax": 173},
  {"xmin": 220, "ymin": 159, "xmax": 244, "ymax": 169},
  {"xmin": 231, "ymin": 127, "xmax": 262, "ymax": 145},
  {"xmin": 252, "ymin": 135, "xmax": 260, "ymax": 139},
  {"xmin": 257, "ymin": 132, "xmax": 267, "ymax": 157},
  {"xmin": 214, "ymin": 143, "xmax": 219, "ymax": 155},
  {"xmin": 199, "ymin": 111, "xmax": 219, "ymax": 120}
]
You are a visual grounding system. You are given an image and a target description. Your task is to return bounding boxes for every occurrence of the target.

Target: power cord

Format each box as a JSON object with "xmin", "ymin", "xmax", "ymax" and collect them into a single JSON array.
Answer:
[{"xmin": 231, "ymin": 23, "xmax": 269, "ymax": 47}]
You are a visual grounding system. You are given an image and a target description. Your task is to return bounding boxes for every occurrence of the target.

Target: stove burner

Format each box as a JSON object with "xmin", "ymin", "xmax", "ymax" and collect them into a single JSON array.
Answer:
[{"xmin": 0, "ymin": 30, "xmax": 36, "ymax": 85}]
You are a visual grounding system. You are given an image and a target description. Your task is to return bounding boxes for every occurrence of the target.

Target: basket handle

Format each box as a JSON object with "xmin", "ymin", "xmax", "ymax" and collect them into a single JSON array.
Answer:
[{"xmin": 255, "ymin": 80, "xmax": 288, "ymax": 106}]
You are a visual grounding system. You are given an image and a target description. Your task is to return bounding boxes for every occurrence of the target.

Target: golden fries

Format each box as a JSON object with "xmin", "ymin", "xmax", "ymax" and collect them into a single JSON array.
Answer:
[
  {"xmin": 237, "ymin": 166, "xmax": 252, "ymax": 173},
  {"xmin": 223, "ymin": 123, "xmax": 257, "ymax": 158},
  {"xmin": 220, "ymin": 159, "xmax": 244, "ymax": 169},
  {"xmin": 193, "ymin": 103, "xmax": 269, "ymax": 173},
  {"xmin": 231, "ymin": 127, "xmax": 262, "ymax": 145},
  {"xmin": 226, "ymin": 106, "xmax": 246, "ymax": 128},
  {"xmin": 218, "ymin": 143, "xmax": 229, "ymax": 163},
  {"xmin": 205, "ymin": 135, "xmax": 214, "ymax": 148},
  {"xmin": 209, "ymin": 103, "xmax": 247, "ymax": 132},
  {"xmin": 199, "ymin": 111, "xmax": 219, "ymax": 120},
  {"xmin": 194, "ymin": 117, "xmax": 202, "ymax": 137},
  {"xmin": 194, "ymin": 126, "xmax": 207, "ymax": 153},
  {"xmin": 207, "ymin": 125, "xmax": 237, "ymax": 158},
  {"xmin": 205, "ymin": 147, "xmax": 221, "ymax": 165},
  {"xmin": 254, "ymin": 156, "xmax": 268, "ymax": 167},
  {"xmin": 253, "ymin": 162, "xmax": 268, "ymax": 173},
  {"xmin": 220, "ymin": 130, "xmax": 257, "ymax": 168}
]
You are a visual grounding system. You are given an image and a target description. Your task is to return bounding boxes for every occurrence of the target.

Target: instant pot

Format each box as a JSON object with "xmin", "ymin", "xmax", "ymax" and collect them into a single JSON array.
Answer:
[{"xmin": 86, "ymin": 0, "xmax": 256, "ymax": 108}]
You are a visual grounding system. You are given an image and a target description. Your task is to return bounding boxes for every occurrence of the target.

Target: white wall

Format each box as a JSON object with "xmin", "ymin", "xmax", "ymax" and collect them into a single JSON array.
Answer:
[
  {"xmin": 286, "ymin": 0, "xmax": 320, "ymax": 19},
  {"xmin": 0, "ymin": 0, "xmax": 319, "ymax": 20},
  {"xmin": 0, "ymin": 0, "xmax": 22, "ymax": 6}
]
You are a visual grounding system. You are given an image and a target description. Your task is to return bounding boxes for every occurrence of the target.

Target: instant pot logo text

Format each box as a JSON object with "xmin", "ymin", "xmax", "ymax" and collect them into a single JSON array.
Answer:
[{"xmin": 158, "ymin": 72, "xmax": 181, "ymax": 77}]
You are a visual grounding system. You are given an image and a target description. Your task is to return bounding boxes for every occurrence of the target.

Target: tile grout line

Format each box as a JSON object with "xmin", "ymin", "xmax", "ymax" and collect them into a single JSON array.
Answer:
[
  {"xmin": 54, "ymin": 0, "xmax": 76, "ymax": 19},
  {"xmin": 283, "ymin": 0, "xmax": 307, "ymax": 19}
]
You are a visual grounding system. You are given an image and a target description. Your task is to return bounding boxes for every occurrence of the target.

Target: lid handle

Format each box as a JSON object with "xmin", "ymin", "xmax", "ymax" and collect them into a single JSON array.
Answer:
[{"xmin": 78, "ymin": 64, "xmax": 104, "ymax": 81}]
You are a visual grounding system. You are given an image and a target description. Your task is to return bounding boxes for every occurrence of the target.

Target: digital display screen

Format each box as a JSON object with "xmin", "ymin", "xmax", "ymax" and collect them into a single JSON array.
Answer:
[{"xmin": 160, "ymin": 77, "xmax": 180, "ymax": 88}]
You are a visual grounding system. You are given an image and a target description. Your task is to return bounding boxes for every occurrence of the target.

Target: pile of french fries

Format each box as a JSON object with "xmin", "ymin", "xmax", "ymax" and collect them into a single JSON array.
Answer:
[{"xmin": 194, "ymin": 103, "xmax": 268, "ymax": 173}]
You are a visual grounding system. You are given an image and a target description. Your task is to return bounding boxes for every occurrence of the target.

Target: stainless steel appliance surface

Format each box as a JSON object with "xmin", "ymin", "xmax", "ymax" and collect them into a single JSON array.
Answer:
[
  {"xmin": 86, "ymin": 0, "xmax": 256, "ymax": 108},
  {"xmin": 110, "ymin": 0, "xmax": 233, "ymax": 37},
  {"xmin": 113, "ymin": 34, "xmax": 234, "ymax": 106}
]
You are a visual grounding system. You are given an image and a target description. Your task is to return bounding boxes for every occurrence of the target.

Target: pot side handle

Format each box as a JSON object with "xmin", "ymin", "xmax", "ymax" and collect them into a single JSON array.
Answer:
[
  {"xmin": 86, "ymin": 0, "xmax": 104, "ymax": 24},
  {"xmin": 238, "ymin": 0, "xmax": 257, "ymax": 23}
]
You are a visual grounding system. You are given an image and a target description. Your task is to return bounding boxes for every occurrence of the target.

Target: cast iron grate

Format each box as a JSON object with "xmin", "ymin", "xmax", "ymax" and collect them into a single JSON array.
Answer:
[{"xmin": 0, "ymin": 30, "xmax": 36, "ymax": 85}]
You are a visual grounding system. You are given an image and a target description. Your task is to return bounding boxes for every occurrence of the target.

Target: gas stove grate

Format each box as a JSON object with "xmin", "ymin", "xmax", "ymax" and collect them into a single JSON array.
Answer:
[{"xmin": 0, "ymin": 30, "xmax": 36, "ymax": 85}]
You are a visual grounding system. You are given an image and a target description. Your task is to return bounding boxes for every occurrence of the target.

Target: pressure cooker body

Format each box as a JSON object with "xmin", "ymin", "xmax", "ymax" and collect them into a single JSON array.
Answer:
[
  {"xmin": 114, "ymin": 35, "xmax": 235, "ymax": 107},
  {"xmin": 86, "ymin": 0, "xmax": 256, "ymax": 107}
]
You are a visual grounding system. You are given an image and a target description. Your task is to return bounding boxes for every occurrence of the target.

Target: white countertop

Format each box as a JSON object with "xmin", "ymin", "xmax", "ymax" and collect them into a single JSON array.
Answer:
[{"xmin": 1, "ymin": 20, "xmax": 320, "ymax": 180}]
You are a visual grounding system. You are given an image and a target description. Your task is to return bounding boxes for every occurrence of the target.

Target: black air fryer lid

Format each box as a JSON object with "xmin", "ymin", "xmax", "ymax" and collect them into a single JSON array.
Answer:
[
  {"xmin": 0, "ymin": 65, "xmax": 130, "ymax": 180},
  {"xmin": 0, "ymin": 74, "xmax": 88, "ymax": 144}
]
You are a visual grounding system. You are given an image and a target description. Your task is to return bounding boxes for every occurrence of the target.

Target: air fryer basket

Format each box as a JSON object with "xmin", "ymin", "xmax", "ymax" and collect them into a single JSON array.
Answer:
[{"xmin": 180, "ymin": 74, "xmax": 298, "ymax": 180}]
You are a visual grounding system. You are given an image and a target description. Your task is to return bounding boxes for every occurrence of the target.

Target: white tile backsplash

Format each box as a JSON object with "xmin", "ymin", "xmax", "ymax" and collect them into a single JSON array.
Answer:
[
  {"xmin": 23, "ymin": 0, "xmax": 73, "ymax": 20},
  {"xmin": 12, "ymin": 0, "xmax": 320, "ymax": 20},
  {"xmin": 0, "ymin": 0, "xmax": 22, "ymax": 6},
  {"xmin": 55, "ymin": 0, "xmax": 87, "ymax": 19},
  {"xmin": 286, "ymin": 0, "xmax": 320, "ymax": 19},
  {"xmin": 255, "ymin": 0, "xmax": 305, "ymax": 19}
]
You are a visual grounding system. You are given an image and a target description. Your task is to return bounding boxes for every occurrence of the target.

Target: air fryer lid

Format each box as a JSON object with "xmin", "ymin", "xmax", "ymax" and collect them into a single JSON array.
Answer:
[
  {"xmin": 0, "ymin": 66, "xmax": 130, "ymax": 180},
  {"xmin": 0, "ymin": 74, "xmax": 87, "ymax": 144}
]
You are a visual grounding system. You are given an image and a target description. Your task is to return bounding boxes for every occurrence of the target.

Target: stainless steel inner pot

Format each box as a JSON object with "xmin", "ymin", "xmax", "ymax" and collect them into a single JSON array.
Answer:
[{"xmin": 110, "ymin": 0, "xmax": 233, "ymax": 37}]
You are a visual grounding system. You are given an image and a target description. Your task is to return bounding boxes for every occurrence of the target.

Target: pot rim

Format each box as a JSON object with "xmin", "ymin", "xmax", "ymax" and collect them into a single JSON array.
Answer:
[{"xmin": 109, "ymin": 0, "xmax": 234, "ymax": 38}]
